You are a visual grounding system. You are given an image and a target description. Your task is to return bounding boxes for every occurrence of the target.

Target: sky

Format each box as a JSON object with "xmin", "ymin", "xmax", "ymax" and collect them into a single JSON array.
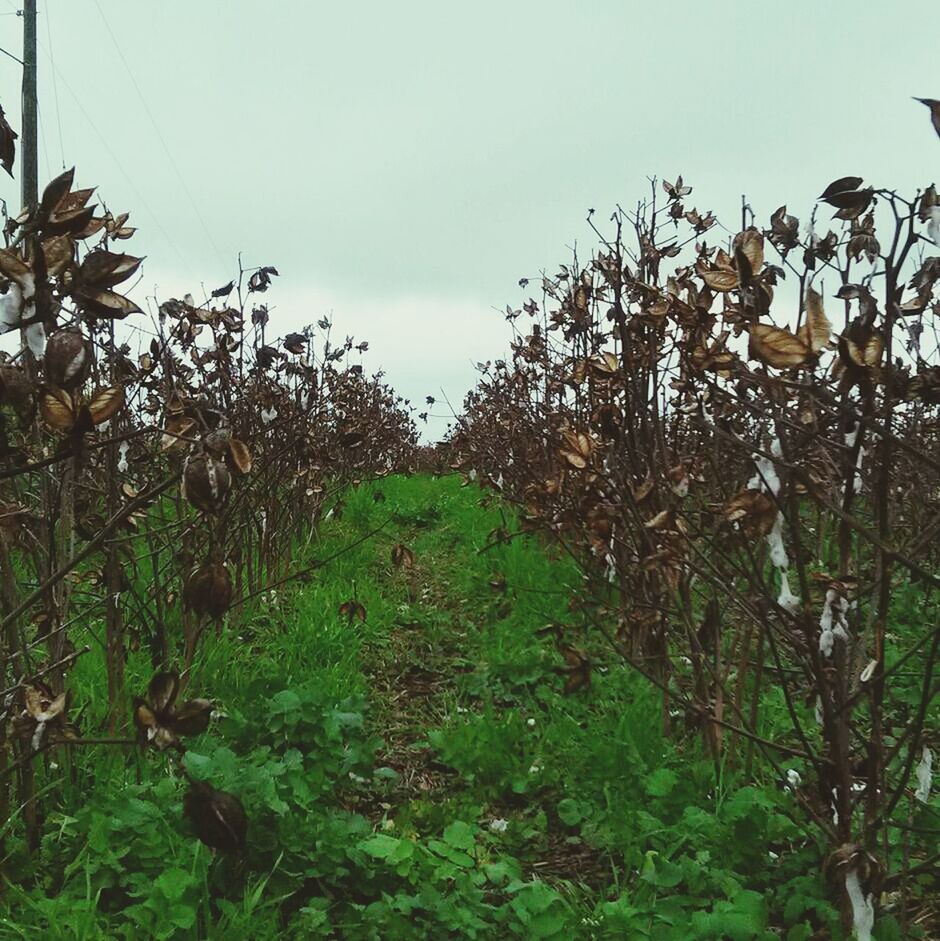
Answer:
[{"xmin": 1, "ymin": 0, "xmax": 938, "ymax": 439}]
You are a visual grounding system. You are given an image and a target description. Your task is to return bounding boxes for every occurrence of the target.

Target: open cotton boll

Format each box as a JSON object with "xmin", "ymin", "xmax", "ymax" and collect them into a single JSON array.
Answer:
[
  {"xmin": 777, "ymin": 570, "xmax": 801, "ymax": 613},
  {"xmin": 753, "ymin": 454, "xmax": 781, "ymax": 496},
  {"xmin": 25, "ymin": 320, "xmax": 46, "ymax": 358},
  {"xmin": 0, "ymin": 283, "xmax": 23, "ymax": 331},
  {"xmin": 929, "ymin": 205, "xmax": 940, "ymax": 248},
  {"xmin": 819, "ymin": 588, "xmax": 849, "ymax": 657},
  {"xmin": 915, "ymin": 746, "xmax": 933, "ymax": 803},
  {"xmin": 767, "ymin": 513, "xmax": 789, "ymax": 569},
  {"xmin": 844, "ymin": 866, "xmax": 875, "ymax": 941},
  {"xmin": 117, "ymin": 441, "xmax": 130, "ymax": 474}
]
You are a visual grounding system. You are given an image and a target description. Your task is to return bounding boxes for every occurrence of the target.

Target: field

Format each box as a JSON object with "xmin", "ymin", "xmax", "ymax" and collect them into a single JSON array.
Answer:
[
  {"xmin": 0, "ymin": 474, "xmax": 932, "ymax": 939},
  {"xmin": 2, "ymin": 52, "xmax": 940, "ymax": 939}
]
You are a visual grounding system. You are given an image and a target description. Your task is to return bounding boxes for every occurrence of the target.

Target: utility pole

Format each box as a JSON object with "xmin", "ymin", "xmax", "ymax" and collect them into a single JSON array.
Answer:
[{"xmin": 20, "ymin": 0, "xmax": 37, "ymax": 211}]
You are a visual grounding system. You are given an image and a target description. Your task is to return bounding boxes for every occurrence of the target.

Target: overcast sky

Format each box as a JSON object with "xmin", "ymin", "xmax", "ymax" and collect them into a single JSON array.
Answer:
[{"xmin": 1, "ymin": 1, "xmax": 938, "ymax": 438}]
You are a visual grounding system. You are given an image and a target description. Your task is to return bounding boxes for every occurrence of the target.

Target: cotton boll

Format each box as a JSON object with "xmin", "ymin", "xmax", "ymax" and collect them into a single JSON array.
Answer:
[
  {"xmin": 117, "ymin": 441, "xmax": 130, "ymax": 474},
  {"xmin": 928, "ymin": 205, "xmax": 940, "ymax": 248},
  {"xmin": 0, "ymin": 283, "xmax": 23, "ymax": 330},
  {"xmin": 819, "ymin": 588, "xmax": 849, "ymax": 656},
  {"xmin": 25, "ymin": 320, "xmax": 46, "ymax": 358},
  {"xmin": 785, "ymin": 768, "xmax": 802, "ymax": 790},
  {"xmin": 777, "ymin": 570, "xmax": 801, "ymax": 614},
  {"xmin": 859, "ymin": 660, "xmax": 878, "ymax": 684},
  {"xmin": 915, "ymin": 746, "xmax": 933, "ymax": 803},
  {"xmin": 766, "ymin": 513, "xmax": 789, "ymax": 569},
  {"xmin": 754, "ymin": 454, "xmax": 781, "ymax": 496},
  {"xmin": 844, "ymin": 866, "xmax": 875, "ymax": 941}
]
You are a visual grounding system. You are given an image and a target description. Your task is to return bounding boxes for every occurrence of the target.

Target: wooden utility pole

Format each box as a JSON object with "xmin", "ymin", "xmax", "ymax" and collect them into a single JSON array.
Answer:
[{"xmin": 20, "ymin": 0, "xmax": 37, "ymax": 210}]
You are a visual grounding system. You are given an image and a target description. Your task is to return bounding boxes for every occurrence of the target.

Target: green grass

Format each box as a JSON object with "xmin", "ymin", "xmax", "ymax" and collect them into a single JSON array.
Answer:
[{"xmin": 0, "ymin": 475, "xmax": 924, "ymax": 939}]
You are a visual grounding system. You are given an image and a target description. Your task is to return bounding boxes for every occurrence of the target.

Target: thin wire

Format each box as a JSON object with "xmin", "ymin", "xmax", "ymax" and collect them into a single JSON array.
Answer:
[
  {"xmin": 34, "ymin": 41, "xmax": 198, "ymax": 279},
  {"xmin": 37, "ymin": 99, "xmax": 51, "ymax": 180},
  {"xmin": 0, "ymin": 44, "xmax": 22, "ymax": 64},
  {"xmin": 92, "ymin": 0, "xmax": 229, "ymax": 273},
  {"xmin": 43, "ymin": 0, "xmax": 65, "ymax": 168}
]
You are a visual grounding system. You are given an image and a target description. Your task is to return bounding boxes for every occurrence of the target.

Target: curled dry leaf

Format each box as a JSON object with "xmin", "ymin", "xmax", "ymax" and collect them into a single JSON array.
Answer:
[
  {"xmin": 339, "ymin": 599, "xmax": 367, "ymax": 623},
  {"xmin": 840, "ymin": 327, "xmax": 884, "ymax": 369},
  {"xmin": 391, "ymin": 543, "xmax": 415, "ymax": 568},
  {"xmin": 733, "ymin": 228, "xmax": 764, "ymax": 280},
  {"xmin": 797, "ymin": 287, "xmax": 832, "ymax": 353},
  {"xmin": 133, "ymin": 670, "xmax": 213, "ymax": 750},
  {"xmin": 723, "ymin": 489, "xmax": 778, "ymax": 538},
  {"xmin": 0, "ymin": 247, "xmax": 33, "ymax": 288},
  {"xmin": 699, "ymin": 264, "xmax": 738, "ymax": 293},
  {"xmin": 0, "ymin": 103, "xmax": 15, "ymax": 177},
  {"xmin": 748, "ymin": 323, "xmax": 810, "ymax": 369},
  {"xmin": 87, "ymin": 386, "xmax": 124, "ymax": 426},
  {"xmin": 226, "ymin": 438, "xmax": 252, "ymax": 475},
  {"xmin": 160, "ymin": 414, "xmax": 197, "ymax": 451},
  {"xmin": 39, "ymin": 386, "xmax": 76, "ymax": 432},
  {"xmin": 79, "ymin": 251, "xmax": 143, "ymax": 289},
  {"xmin": 560, "ymin": 430, "xmax": 593, "ymax": 469},
  {"xmin": 76, "ymin": 288, "xmax": 142, "ymax": 320}
]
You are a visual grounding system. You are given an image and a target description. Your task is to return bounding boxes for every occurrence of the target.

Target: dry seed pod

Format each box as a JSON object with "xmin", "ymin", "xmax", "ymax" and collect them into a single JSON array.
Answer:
[
  {"xmin": 44, "ymin": 328, "xmax": 89, "ymax": 390},
  {"xmin": 203, "ymin": 428, "xmax": 231, "ymax": 459},
  {"xmin": 181, "ymin": 454, "xmax": 231, "ymax": 513},
  {"xmin": 184, "ymin": 562, "xmax": 233, "ymax": 619},
  {"xmin": 132, "ymin": 670, "xmax": 213, "ymax": 750},
  {"xmin": 183, "ymin": 780, "xmax": 247, "ymax": 853},
  {"xmin": 391, "ymin": 543, "xmax": 415, "ymax": 568}
]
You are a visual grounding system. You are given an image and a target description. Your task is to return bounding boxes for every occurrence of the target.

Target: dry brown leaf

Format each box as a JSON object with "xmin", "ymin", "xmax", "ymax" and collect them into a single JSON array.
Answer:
[
  {"xmin": 748, "ymin": 323, "xmax": 810, "ymax": 369},
  {"xmin": 797, "ymin": 287, "xmax": 832, "ymax": 353},
  {"xmin": 87, "ymin": 386, "xmax": 124, "ymax": 425},
  {"xmin": 226, "ymin": 438, "xmax": 253, "ymax": 475},
  {"xmin": 39, "ymin": 386, "xmax": 75, "ymax": 432}
]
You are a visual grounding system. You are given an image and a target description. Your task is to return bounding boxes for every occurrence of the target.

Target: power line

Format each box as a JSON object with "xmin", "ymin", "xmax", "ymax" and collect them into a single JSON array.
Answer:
[
  {"xmin": 43, "ymin": 0, "xmax": 65, "ymax": 169},
  {"xmin": 34, "ymin": 41, "xmax": 198, "ymax": 279},
  {"xmin": 92, "ymin": 0, "xmax": 230, "ymax": 274}
]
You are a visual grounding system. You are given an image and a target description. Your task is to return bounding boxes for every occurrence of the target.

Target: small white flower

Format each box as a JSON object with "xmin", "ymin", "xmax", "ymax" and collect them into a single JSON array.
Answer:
[
  {"xmin": 528, "ymin": 764, "xmax": 541, "ymax": 775},
  {"xmin": 488, "ymin": 818, "xmax": 508, "ymax": 832},
  {"xmin": 526, "ymin": 718, "xmax": 536, "ymax": 728}
]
